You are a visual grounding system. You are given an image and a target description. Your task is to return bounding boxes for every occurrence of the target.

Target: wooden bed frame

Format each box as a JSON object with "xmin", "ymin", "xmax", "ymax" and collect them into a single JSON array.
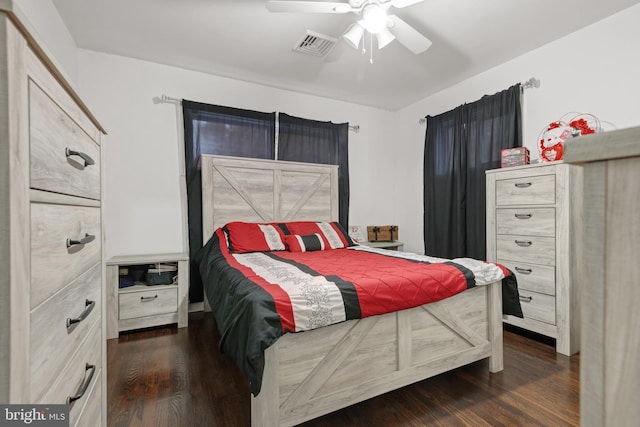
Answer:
[{"xmin": 200, "ymin": 155, "xmax": 504, "ymax": 427}]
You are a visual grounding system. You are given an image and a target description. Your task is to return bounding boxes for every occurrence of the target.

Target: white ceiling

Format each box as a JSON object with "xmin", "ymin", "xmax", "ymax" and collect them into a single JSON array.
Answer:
[{"xmin": 52, "ymin": 0, "xmax": 639, "ymax": 111}]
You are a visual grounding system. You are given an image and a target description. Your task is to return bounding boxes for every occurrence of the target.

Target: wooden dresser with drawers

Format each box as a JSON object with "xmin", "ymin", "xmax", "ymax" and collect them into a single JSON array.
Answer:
[
  {"xmin": 486, "ymin": 161, "xmax": 583, "ymax": 355},
  {"xmin": 0, "ymin": 3, "xmax": 107, "ymax": 425}
]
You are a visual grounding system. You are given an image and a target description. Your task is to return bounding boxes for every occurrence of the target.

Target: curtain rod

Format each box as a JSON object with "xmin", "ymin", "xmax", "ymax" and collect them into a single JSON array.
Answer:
[
  {"xmin": 158, "ymin": 94, "xmax": 181, "ymax": 103},
  {"xmin": 156, "ymin": 94, "xmax": 360, "ymax": 133},
  {"xmin": 417, "ymin": 77, "xmax": 540, "ymax": 125}
]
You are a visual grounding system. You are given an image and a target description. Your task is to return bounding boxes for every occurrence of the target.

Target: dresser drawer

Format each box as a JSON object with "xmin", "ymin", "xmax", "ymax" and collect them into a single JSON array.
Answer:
[
  {"xmin": 496, "ymin": 207, "xmax": 555, "ymax": 237},
  {"xmin": 496, "ymin": 174, "xmax": 555, "ymax": 206},
  {"xmin": 518, "ymin": 289, "xmax": 556, "ymax": 325},
  {"xmin": 496, "ymin": 235, "xmax": 555, "ymax": 266},
  {"xmin": 30, "ymin": 263, "xmax": 102, "ymax": 399},
  {"xmin": 29, "ymin": 81, "xmax": 101, "ymax": 200},
  {"xmin": 497, "ymin": 260, "xmax": 555, "ymax": 296},
  {"xmin": 36, "ymin": 321, "xmax": 102, "ymax": 404},
  {"xmin": 119, "ymin": 287, "xmax": 178, "ymax": 320},
  {"xmin": 71, "ymin": 369, "xmax": 102, "ymax": 427},
  {"xmin": 31, "ymin": 203, "xmax": 101, "ymax": 308}
]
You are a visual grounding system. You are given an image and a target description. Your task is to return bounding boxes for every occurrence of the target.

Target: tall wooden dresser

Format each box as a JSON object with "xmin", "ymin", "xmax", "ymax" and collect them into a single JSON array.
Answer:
[
  {"xmin": 486, "ymin": 161, "xmax": 582, "ymax": 356},
  {"xmin": 564, "ymin": 126, "xmax": 640, "ymax": 427},
  {"xmin": 0, "ymin": 3, "xmax": 107, "ymax": 426}
]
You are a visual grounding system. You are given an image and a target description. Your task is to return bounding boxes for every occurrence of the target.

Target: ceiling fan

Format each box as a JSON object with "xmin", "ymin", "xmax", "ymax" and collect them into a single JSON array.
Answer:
[{"xmin": 266, "ymin": 0, "xmax": 432, "ymax": 55}]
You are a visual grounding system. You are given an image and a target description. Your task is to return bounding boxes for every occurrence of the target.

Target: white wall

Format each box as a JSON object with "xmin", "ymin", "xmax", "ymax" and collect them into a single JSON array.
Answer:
[
  {"xmin": 76, "ymin": 51, "xmax": 398, "ymax": 258},
  {"xmin": 394, "ymin": 3, "xmax": 640, "ymax": 254},
  {"xmin": 14, "ymin": 0, "xmax": 78, "ymax": 83}
]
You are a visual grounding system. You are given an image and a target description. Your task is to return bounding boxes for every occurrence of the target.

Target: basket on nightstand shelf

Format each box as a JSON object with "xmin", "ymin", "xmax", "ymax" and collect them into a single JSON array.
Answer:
[
  {"xmin": 145, "ymin": 264, "xmax": 178, "ymax": 285},
  {"xmin": 118, "ymin": 263, "xmax": 177, "ymax": 287}
]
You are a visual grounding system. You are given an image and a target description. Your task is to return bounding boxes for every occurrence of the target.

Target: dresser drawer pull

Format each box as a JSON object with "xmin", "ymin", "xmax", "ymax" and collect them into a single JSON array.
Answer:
[
  {"xmin": 67, "ymin": 363, "xmax": 96, "ymax": 405},
  {"xmin": 141, "ymin": 295, "xmax": 158, "ymax": 302},
  {"xmin": 519, "ymin": 295, "xmax": 533, "ymax": 302},
  {"xmin": 65, "ymin": 147, "xmax": 95, "ymax": 167},
  {"xmin": 515, "ymin": 266, "xmax": 533, "ymax": 274},
  {"xmin": 66, "ymin": 233, "xmax": 95, "ymax": 248},
  {"xmin": 514, "ymin": 182, "xmax": 532, "ymax": 188},
  {"xmin": 66, "ymin": 299, "xmax": 96, "ymax": 328},
  {"xmin": 515, "ymin": 240, "xmax": 533, "ymax": 247},
  {"xmin": 514, "ymin": 213, "xmax": 532, "ymax": 219}
]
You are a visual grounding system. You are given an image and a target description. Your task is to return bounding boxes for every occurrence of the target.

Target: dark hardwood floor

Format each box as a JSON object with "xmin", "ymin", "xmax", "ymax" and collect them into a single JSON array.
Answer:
[{"xmin": 107, "ymin": 312, "xmax": 579, "ymax": 427}]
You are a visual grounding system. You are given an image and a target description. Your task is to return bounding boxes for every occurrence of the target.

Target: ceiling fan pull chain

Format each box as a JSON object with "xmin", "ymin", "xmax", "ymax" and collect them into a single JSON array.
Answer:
[
  {"xmin": 370, "ymin": 32, "xmax": 374, "ymax": 64},
  {"xmin": 362, "ymin": 31, "xmax": 366, "ymax": 55}
]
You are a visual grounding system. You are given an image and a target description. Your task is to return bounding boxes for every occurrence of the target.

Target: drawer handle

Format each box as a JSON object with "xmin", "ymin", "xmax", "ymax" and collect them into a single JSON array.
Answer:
[
  {"xmin": 514, "ymin": 213, "xmax": 532, "ymax": 219},
  {"xmin": 515, "ymin": 266, "xmax": 532, "ymax": 275},
  {"xmin": 66, "ymin": 233, "xmax": 96, "ymax": 248},
  {"xmin": 519, "ymin": 295, "xmax": 533, "ymax": 302},
  {"xmin": 65, "ymin": 147, "xmax": 95, "ymax": 167},
  {"xmin": 515, "ymin": 240, "xmax": 532, "ymax": 247},
  {"xmin": 67, "ymin": 299, "xmax": 96, "ymax": 328},
  {"xmin": 514, "ymin": 182, "xmax": 532, "ymax": 188},
  {"xmin": 141, "ymin": 295, "xmax": 158, "ymax": 302},
  {"xmin": 67, "ymin": 363, "xmax": 96, "ymax": 405}
]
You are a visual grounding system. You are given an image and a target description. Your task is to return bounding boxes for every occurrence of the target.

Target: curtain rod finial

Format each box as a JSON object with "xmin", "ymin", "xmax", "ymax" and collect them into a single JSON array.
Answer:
[{"xmin": 522, "ymin": 77, "xmax": 540, "ymax": 89}]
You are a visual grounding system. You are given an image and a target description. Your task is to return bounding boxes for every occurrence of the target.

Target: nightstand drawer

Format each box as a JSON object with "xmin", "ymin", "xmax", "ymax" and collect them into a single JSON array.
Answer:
[
  {"xmin": 519, "ymin": 290, "xmax": 556, "ymax": 325},
  {"xmin": 119, "ymin": 287, "xmax": 178, "ymax": 320},
  {"xmin": 30, "ymin": 263, "xmax": 102, "ymax": 400},
  {"xmin": 496, "ymin": 208, "xmax": 555, "ymax": 237},
  {"xmin": 496, "ymin": 174, "xmax": 556, "ymax": 206},
  {"xmin": 496, "ymin": 235, "xmax": 555, "ymax": 266},
  {"xmin": 497, "ymin": 260, "xmax": 555, "ymax": 296},
  {"xmin": 31, "ymin": 203, "xmax": 102, "ymax": 308},
  {"xmin": 29, "ymin": 81, "xmax": 101, "ymax": 201}
]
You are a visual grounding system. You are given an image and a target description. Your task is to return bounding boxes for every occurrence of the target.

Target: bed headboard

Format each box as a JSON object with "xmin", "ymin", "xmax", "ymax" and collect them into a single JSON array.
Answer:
[{"xmin": 201, "ymin": 155, "xmax": 339, "ymax": 240}]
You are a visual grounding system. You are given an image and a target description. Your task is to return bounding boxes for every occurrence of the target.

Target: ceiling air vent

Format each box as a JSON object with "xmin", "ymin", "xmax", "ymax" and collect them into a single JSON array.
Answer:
[{"xmin": 293, "ymin": 30, "xmax": 337, "ymax": 57}]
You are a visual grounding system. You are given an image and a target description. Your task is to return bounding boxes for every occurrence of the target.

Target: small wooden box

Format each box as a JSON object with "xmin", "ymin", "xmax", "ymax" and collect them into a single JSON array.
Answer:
[
  {"xmin": 367, "ymin": 225, "xmax": 398, "ymax": 242},
  {"xmin": 501, "ymin": 147, "xmax": 530, "ymax": 168}
]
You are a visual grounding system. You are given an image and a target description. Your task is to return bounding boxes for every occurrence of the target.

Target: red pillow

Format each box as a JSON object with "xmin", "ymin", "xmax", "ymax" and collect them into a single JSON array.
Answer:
[
  {"xmin": 224, "ymin": 222, "xmax": 286, "ymax": 253},
  {"xmin": 279, "ymin": 221, "xmax": 354, "ymax": 249},
  {"xmin": 284, "ymin": 234, "xmax": 325, "ymax": 252}
]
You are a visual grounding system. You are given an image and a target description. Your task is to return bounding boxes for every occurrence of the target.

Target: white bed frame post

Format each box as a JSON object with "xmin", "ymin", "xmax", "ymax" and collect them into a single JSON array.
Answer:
[
  {"xmin": 488, "ymin": 280, "xmax": 504, "ymax": 372},
  {"xmin": 251, "ymin": 344, "xmax": 280, "ymax": 427}
]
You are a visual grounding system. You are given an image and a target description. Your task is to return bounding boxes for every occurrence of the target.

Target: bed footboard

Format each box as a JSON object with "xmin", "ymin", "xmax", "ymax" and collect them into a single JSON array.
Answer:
[{"xmin": 251, "ymin": 281, "xmax": 503, "ymax": 427}]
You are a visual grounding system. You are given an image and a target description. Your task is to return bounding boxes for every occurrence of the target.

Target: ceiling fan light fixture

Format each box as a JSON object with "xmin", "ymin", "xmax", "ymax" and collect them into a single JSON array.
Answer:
[
  {"xmin": 376, "ymin": 28, "xmax": 395, "ymax": 49},
  {"xmin": 362, "ymin": 4, "xmax": 387, "ymax": 34},
  {"xmin": 343, "ymin": 22, "xmax": 365, "ymax": 49}
]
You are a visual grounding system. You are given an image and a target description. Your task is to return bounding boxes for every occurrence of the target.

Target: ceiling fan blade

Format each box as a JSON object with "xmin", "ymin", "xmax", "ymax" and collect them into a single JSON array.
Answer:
[
  {"xmin": 389, "ymin": 0, "xmax": 425, "ymax": 8},
  {"xmin": 266, "ymin": 1, "xmax": 353, "ymax": 14},
  {"xmin": 387, "ymin": 15, "xmax": 432, "ymax": 54}
]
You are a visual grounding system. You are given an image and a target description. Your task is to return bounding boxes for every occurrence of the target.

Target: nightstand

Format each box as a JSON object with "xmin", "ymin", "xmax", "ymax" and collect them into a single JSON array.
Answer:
[
  {"xmin": 106, "ymin": 253, "xmax": 189, "ymax": 338},
  {"xmin": 362, "ymin": 241, "xmax": 404, "ymax": 251}
]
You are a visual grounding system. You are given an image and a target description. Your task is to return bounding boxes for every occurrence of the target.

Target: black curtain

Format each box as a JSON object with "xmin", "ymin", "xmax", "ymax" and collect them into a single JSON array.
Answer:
[
  {"xmin": 423, "ymin": 84, "xmax": 521, "ymax": 260},
  {"xmin": 278, "ymin": 113, "xmax": 350, "ymax": 228},
  {"xmin": 183, "ymin": 100, "xmax": 275, "ymax": 302}
]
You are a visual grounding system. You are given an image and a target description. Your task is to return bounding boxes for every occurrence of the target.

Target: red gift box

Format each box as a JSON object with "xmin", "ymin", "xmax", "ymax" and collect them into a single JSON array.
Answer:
[{"xmin": 501, "ymin": 147, "xmax": 530, "ymax": 168}]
